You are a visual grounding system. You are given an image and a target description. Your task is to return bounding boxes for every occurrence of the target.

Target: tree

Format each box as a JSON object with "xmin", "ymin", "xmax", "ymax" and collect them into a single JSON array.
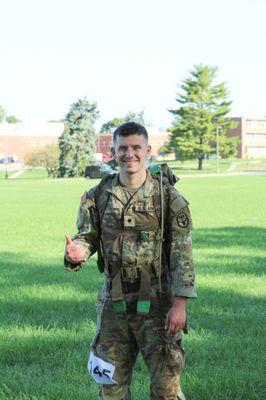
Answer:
[
  {"xmin": 168, "ymin": 64, "xmax": 238, "ymax": 170},
  {"xmin": 25, "ymin": 144, "xmax": 59, "ymax": 178},
  {"xmin": 0, "ymin": 106, "xmax": 6, "ymax": 122},
  {"xmin": 100, "ymin": 109, "xmax": 150, "ymax": 133},
  {"xmin": 6, "ymin": 115, "xmax": 21, "ymax": 123},
  {"xmin": 100, "ymin": 117, "xmax": 125, "ymax": 133},
  {"xmin": 123, "ymin": 109, "xmax": 148, "ymax": 125},
  {"xmin": 0, "ymin": 105, "xmax": 21, "ymax": 123},
  {"xmin": 58, "ymin": 97, "xmax": 99, "ymax": 177}
]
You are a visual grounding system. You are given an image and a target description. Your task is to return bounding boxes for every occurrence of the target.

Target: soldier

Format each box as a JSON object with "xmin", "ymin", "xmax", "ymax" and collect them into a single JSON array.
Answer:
[{"xmin": 64, "ymin": 122, "xmax": 196, "ymax": 400}]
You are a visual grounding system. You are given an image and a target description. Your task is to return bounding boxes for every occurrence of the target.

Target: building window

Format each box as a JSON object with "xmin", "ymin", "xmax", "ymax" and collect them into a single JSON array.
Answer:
[
  {"xmin": 246, "ymin": 133, "xmax": 255, "ymax": 140},
  {"xmin": 246, "ymin": 133, "xmax": 266, "ymax": 141},
  {"xmin": 246, "ymin": 119, "xmax": 266, "ymax": 128},
  {"xmin": 258, "ymin": 120, "xmax": 266, "ymax": 127}
]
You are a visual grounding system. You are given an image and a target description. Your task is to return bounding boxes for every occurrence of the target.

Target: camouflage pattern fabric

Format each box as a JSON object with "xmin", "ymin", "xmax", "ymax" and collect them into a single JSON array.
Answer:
[
  {"xmin": 65, "ymin": 171, "xmax": 196, "ymax": 399},
  {"xmin": 94, "ymin": 284, "xmax": 185, "ymax": 400},
  {"xmin": 65, "ymin": 172, "xmax": 196, "ymax": 299}
]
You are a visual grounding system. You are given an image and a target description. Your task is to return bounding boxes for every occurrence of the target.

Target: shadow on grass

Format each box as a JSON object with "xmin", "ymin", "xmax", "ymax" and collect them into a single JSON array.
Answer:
[
  {"xmin": 0, "ymin": 252, "xmax": 102, "ymax": 330},
  {"xmin": 1, "ymin": 225, "xmax": 265, "ymax": 399},
  {"xmin": 194, "ymin": 226, "xmax": 266, "ymax": 250},
  {"xmin": 193, "ymin": 226, "xmax": 266, "ymax": 277}
]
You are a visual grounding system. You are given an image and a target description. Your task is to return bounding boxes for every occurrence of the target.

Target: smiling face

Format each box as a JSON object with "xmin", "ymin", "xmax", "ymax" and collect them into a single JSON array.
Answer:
[{"xmin": 113, "ymin": 133, "xmax": 151, "ymax": 176}]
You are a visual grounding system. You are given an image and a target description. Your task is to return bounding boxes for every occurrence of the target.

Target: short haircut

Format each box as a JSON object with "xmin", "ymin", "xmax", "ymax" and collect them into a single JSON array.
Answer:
[{"xmin": 113, "ymin": 122, "xmax": 148, "ymax": 143}]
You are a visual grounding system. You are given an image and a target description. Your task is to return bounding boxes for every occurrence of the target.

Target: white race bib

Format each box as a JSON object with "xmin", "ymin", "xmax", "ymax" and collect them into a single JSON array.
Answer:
[{"xmin": 87, "ymin": 351, "xmax": 117, "ymax": 385}]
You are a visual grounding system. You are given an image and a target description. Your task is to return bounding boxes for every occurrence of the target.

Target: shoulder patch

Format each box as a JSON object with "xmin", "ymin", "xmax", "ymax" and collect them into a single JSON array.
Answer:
[{"xmin": 177, "ymin": 211, "xmax": 189, "ymax": 228}]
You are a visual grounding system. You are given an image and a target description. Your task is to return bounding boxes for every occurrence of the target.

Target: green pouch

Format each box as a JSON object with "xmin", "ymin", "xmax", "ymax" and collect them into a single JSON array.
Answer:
[
  {"xmin": 137, "ymin": 300, "xmax": 150, "ymax": 314},
  {"xmin": 112, "ymin": 300, "xmax": 126, "ymax": 313}
]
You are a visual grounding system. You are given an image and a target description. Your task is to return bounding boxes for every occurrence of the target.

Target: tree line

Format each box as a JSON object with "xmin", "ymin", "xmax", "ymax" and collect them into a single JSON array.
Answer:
[{"xmin": 2, "ymin": 64, "xmax": 239, "ymax": 175}]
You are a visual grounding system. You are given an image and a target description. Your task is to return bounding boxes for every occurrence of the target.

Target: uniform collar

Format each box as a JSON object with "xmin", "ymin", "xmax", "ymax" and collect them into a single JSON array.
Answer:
[{"xmin": 107, "ymin": 170, "xmax": 154, "ymax": 201}]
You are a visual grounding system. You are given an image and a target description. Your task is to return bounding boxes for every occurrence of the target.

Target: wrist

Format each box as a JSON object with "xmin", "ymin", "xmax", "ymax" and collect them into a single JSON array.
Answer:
[{"xmin": 173, "ymin": 297, "xmax": 187, "ymax": 309}]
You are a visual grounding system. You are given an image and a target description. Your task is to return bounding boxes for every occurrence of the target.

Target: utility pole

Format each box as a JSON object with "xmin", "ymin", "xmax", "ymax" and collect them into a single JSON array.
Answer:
[{"xmin": 216, "ymin": 125, "xmax": 220, "ymax": 173}]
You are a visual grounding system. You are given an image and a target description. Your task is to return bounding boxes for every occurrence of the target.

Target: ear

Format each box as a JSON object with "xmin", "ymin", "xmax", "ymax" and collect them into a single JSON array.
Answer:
[
  {"xmin": 146, "ymin": 144, "xmax": 151, "ymax": 156},
  {"xmin": 111, "ymin": 147, "xmax": 116, "ymax": 157}
]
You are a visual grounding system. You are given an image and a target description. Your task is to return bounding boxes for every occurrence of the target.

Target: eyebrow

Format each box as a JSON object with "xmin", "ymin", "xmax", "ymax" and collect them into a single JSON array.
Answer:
[{"xmin": 118, "ymin": 144, "xmax": 142, "ymax": 150}]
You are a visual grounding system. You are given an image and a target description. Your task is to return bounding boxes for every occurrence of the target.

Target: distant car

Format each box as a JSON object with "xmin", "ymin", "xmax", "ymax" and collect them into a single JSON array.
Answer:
[
  {"xmin": 85, "ymin": 163, "xmax": 118, "ymax": 179},
  {"xmin": 0, "ymin": 155, "xmax": 19, "ymax": 163}
]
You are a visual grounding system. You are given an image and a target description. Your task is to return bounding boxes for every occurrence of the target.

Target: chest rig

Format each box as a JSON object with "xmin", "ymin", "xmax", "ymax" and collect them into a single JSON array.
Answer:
[{"xmin": 94, "ymin": 164, "xmax": 178, "ymax": 314}]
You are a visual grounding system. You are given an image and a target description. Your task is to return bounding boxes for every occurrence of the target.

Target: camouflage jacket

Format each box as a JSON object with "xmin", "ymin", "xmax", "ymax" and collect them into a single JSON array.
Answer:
[{"xmin": 65, "ymin": 171, "xmax": 196, "ymax": 299}]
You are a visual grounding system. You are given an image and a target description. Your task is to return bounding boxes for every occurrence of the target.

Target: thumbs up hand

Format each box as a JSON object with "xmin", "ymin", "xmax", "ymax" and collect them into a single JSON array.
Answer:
[{"xmin": 65, "ymin": 235, "xmax": 87, "ymax": 264}]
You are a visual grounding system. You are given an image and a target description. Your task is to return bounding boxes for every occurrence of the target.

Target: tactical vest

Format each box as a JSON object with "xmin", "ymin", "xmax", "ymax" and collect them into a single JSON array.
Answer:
[{"xmin": 94, "ymin": 164, "xmax": 178, "ymax": 314}]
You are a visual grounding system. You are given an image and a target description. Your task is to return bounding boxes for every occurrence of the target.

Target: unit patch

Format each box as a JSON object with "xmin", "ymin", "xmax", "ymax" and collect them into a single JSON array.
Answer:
[{"xmin": 177, "ymin": 211, "xmax": 189, "ymax": 228}]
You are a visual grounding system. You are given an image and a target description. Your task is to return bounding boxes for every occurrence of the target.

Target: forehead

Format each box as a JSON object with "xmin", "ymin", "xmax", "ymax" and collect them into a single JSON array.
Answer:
[{"xmin": 114, "ymin": 134, "xmax": 148, "ymax": 147}]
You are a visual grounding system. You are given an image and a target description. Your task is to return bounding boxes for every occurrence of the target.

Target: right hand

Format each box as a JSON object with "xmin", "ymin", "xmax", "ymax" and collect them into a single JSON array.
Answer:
[{"xmin": 65, "ymin": 235, "xmax": 87, "ymax": 264}]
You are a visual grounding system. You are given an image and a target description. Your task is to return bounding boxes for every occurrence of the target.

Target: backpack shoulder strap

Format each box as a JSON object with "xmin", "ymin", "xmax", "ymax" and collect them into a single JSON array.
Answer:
[
  {"xmin": 94, "ymin": 173, "xmax": 116, "ymax": 220},
  {"xmin": 93, "ymin": 174, "xmax": 116, "ymax": 274}
]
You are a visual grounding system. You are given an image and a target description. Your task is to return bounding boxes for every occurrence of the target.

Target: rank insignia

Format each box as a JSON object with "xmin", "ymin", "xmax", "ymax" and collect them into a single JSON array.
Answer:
[{"xmin": 177, "ymin": 211, "xmax": 189, "ymax": 228}]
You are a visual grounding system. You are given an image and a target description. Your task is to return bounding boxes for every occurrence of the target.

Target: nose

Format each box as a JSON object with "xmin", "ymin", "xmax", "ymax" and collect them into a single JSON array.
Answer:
[{"xmin": 125, "ymin": 147, "xmax": 134, "ymax": 158}]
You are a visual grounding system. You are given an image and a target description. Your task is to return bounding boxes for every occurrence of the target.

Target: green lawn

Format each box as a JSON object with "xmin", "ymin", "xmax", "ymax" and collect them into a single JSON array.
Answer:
[
  {"xmin": 14, "ymin": 169, "xmax": 48, "ymax": 180},
  {"xmin": 161, "ymin": 158, "xmax": 266, "ymax": 174},
  {"xmin": 0, "ymin": 175, "xmax": 265, "ymax": 399}
]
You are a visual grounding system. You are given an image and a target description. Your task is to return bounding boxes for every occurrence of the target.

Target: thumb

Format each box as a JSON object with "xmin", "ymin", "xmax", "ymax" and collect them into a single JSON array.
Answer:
[{"xmin": 65, "ymin": 234, "xmax": 73, "ymax": 246}]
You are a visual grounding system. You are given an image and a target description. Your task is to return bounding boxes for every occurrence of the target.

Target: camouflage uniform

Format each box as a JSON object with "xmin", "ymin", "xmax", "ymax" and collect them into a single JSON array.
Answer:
[{"xmin": 65, "ymin": 171, "xmax": 196, "ymax": 400}]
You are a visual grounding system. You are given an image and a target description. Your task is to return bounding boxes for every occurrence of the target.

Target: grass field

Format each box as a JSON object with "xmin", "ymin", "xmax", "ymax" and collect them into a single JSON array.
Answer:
[{"xmin": 0, "ymin": 174, "xmax": 265, "ymax": 399}]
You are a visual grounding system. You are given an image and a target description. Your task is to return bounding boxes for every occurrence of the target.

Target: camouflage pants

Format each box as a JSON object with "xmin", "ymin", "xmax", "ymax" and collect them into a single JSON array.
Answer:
[{"xmin": 91, "ymin": 285, "xmax": 185, "ymax": 400}]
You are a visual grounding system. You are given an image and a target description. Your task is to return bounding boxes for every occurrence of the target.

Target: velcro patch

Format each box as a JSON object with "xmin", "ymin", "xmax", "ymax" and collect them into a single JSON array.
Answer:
[
  {"xmin": 177, "ymin": 211, "xmax": 189, "ymax": 228},
  {"xmin": 81, "ymin": 192, "xmax": 87, "ymax": 204}
]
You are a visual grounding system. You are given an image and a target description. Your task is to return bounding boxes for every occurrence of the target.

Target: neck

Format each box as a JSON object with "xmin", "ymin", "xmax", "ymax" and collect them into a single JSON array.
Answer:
[{"xmin": 119, "ymin": 169, "xmax": 147, "ymax": 189}]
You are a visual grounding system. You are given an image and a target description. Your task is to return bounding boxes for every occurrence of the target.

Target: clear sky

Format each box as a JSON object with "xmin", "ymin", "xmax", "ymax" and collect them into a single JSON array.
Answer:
[{"xmin": 1, "ymin": 0, "xmax": 266, "ymax": 130}]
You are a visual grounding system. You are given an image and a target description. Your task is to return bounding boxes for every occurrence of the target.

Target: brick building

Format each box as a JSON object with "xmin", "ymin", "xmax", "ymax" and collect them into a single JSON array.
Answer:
[
  {"xmin": 0, "ymin": 122, "xmax": 64, "ymax": 161},
  {"xmin": 226, "ymin": 117, "xmax": 266, "ymax": 158}
]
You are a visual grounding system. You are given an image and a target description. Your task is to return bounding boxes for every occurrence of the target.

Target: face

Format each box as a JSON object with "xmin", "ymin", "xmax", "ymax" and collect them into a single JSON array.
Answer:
[{"xmin": 113, "ymin": 134, "xmax": 151, "ymax": 176}]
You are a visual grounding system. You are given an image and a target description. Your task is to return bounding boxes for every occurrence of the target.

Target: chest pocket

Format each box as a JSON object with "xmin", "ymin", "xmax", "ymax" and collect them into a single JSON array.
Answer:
[
  {"xmin": 102, "ymin": 196, "xmax": 123, "ymax": 227},
  {"xmin": 133, "ymin": 201, "xmax": 159, "ymax": 230}
]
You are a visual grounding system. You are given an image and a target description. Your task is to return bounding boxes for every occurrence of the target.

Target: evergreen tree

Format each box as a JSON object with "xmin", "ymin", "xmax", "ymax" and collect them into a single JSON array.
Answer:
[
  {"xmin": 168, "ymin": 64, "xmax": 238, "ymax": 170},
  {"xmin": 58, "ymin": 97, "xmax": 99, "ymax": 177}
]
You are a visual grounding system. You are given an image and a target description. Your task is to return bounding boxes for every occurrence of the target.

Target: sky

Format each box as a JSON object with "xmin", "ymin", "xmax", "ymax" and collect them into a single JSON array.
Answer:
[{"xmin": 1, "ymin": 0, "xmax": 266, "ymax": 130}]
